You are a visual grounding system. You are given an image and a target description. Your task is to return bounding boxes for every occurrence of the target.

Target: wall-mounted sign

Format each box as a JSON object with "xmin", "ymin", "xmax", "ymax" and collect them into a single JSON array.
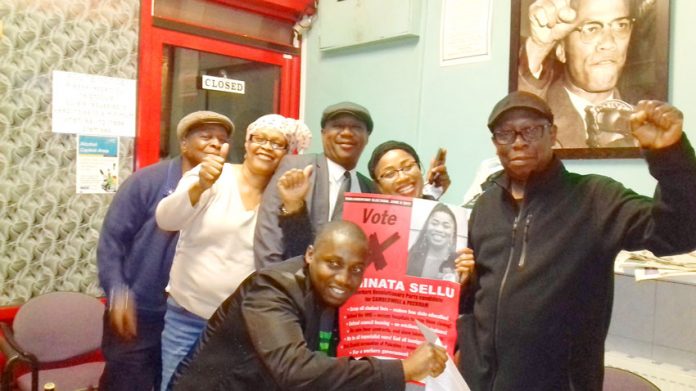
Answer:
[
  {"xmin": 200, "ymin": 75, "xmax": 245, "ymax": 94},
  {"xmin": 76, "ymin": 135, "xmax": 120, "ymax": 194},
  {"xmin": 52, "ymin": 71, "xmax": 136, "ymax": 137},
  {"xmin": 440, "ymin": 0, "xmax": 492, "ymax": 66}
]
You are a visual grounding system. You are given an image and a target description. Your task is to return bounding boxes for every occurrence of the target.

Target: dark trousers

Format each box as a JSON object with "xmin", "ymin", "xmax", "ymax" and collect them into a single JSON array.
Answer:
[{"xmin": 99, "ymin": 310, "xmax": 165, "ymax": 391}]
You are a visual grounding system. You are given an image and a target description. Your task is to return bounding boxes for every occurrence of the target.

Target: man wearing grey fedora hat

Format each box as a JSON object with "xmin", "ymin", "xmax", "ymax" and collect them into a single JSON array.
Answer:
[
  {"xmin": 254, "ymin": 102, "xmax": 377, "ymax": 268},
  {"xmin": 98, "ymin": 110, "xmax": 233, "ymax": 391}
]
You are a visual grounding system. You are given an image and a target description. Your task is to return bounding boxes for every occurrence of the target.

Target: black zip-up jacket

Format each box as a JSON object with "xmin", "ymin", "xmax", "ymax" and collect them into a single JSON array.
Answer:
[{"xmin": 459, "ymin": 136, "xmax": 696, "ymax": 391}]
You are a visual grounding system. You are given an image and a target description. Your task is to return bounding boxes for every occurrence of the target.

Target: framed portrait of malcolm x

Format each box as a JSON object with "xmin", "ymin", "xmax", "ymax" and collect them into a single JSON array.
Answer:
[{"xmin": 509, "ymin": 0, "xmax": 670, "ymax": 158}]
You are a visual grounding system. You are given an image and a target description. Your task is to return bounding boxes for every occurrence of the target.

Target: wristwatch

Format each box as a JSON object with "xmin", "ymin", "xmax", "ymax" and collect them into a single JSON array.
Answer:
[{"xmin": 279, "ymin": 202, "xmax": 304, "ymax": 216}]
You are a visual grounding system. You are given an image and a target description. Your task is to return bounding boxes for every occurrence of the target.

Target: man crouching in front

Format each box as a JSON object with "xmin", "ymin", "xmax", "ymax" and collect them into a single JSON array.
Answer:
[{"xmin": 170, "ymin": 221, "xmax": 447, "ymax": 390}]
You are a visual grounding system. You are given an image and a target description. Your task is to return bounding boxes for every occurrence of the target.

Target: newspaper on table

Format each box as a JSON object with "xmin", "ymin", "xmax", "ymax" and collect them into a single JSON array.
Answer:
[
  {"xmin": 615, "ymin": 250, "xmax": 696, "ymax": 281},
  {"xmin": 337, "ymin": 193, "xmax": 471, "ymax": 389}
]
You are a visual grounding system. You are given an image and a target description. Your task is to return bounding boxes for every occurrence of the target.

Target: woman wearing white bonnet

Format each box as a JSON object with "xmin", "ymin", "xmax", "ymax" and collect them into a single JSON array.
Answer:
[
  {"xmin": 155, "ymin": 113, "xmax": 311, "ymax": 390},
  {"xmin": 246, "ymin": 114, "xmax": 312, "ymax": 154}
]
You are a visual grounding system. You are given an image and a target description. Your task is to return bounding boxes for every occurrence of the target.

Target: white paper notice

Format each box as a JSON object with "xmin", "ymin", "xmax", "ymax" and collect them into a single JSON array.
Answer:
[
  {"xmin": 416, "ymin": 320, "xmax": 471, "ymax": 391},
  {"xmin": 52, "ymin": 70, "xmax": 136, "ymax": 137},
  {"xmin": 440, "ymin": 0, "xmax": 492, "ymax": 66}
]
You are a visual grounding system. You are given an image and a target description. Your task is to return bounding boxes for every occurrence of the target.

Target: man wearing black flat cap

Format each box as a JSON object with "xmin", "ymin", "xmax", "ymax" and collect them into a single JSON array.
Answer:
[
  {"xmin": 458, "ymin": 91, "xmax": 696, "ymax": 390},
  {"xmin": 254, "ymin": 102, "xmax": 377, "ymax": 267}
]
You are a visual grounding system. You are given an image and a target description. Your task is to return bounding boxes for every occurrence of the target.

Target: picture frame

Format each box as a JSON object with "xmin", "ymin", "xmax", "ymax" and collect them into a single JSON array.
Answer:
[{"xmin": 508, "ymin": 0, "xmax": 671, "ymax": 159}]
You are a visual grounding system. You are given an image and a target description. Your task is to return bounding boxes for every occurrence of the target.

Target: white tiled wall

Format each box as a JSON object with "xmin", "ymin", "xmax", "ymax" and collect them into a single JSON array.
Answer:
[
  {"xmin": 653, "ymin": 282, "xmax": 696, "ymax": 367},
  {"xmin": 607, "ymin": 273, "xmax": 696, "ymax": 387}
]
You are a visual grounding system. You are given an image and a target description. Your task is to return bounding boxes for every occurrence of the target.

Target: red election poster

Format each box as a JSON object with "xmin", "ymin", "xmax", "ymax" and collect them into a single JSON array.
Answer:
[{"xmin": 338, "ymin": 193, "xmax": 467, "ymax": 360}]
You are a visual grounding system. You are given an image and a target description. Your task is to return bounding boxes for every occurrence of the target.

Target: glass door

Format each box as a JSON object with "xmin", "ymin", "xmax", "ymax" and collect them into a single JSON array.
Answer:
[
  {"xmin": 161, "ymin": 47, "xmax": 282, "ymax": 163},
  {"xmin": 136, "ymin": 26, "xmax": 300, "ymax": 168}
]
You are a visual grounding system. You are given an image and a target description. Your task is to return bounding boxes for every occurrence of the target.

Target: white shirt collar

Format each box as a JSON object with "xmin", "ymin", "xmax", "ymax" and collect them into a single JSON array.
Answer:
[
  {"xmin": 326, "ymin": 157, "xmax": 359, "ymax": 219},
  {"xmin": 327, "ymin": 158, "xmax": 348, "ymax": 182},
  {"xmin": 326, "ymin": 158, "xmax": 358, "ymax": 190},
  {"xmin": 564, "ymin": 87, "xmax": 615, "ymax": 136}
]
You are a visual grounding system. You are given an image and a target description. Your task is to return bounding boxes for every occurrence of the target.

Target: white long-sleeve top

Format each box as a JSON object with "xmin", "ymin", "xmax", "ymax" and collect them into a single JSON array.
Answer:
[{"xmin": 156, "ymin": 163, "xmax": 257, "ymax": 319}]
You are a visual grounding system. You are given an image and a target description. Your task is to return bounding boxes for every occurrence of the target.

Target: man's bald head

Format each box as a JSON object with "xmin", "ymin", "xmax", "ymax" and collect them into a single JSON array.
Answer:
[{"xmin": 313, "ymin": 221, "xmax": 368, "ymax": 253}]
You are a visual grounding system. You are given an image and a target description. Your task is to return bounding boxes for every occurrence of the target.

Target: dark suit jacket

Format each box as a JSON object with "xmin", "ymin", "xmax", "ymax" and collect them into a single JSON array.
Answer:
[
  {"xmin": 171, "ymin": 257, "xmax": 404, "ymax": 391},
  {"xmin": 254, "ymin": 153, "xmax": 376, "ymax": 268},
  {"xmin": 546, "ymin": 78, "xmax": 588, "ymax": 148}
]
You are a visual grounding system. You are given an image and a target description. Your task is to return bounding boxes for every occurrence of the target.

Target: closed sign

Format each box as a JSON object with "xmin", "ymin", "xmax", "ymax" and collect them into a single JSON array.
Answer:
[{"xmin": 201, "ymin": 75, "xmax": 245, "ymax": 94}]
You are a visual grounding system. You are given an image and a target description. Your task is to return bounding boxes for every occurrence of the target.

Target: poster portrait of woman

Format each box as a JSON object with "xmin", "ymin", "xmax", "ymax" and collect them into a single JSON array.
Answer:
[{"xmin": 407, "ymin": 200, "xmax": 467, "ymax": 281}]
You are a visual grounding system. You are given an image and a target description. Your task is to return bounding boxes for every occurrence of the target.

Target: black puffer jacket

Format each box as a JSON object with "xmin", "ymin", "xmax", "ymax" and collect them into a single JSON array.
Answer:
[{"xmin": 459, "ymin": 137, "xmax": 696, "ymax": 391}]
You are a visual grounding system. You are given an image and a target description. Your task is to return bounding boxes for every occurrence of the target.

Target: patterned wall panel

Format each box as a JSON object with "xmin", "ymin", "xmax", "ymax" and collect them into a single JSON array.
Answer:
[{"xmin": 0, "ymin": 0, "xmax": 139, "ymax": 305}]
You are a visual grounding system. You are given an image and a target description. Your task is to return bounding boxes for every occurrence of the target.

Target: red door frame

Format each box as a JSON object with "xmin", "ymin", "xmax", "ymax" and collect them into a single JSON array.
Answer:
[
  {"xmin": 0, "ymin": 0, "xmax": 303, "ymax": 341},
  {"xmin": 136, "ymin": 1, "xmax": 301, "ymax": 169}
]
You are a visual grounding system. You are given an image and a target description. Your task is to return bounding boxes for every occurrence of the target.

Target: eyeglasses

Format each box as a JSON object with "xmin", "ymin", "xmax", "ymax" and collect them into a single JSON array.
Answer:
[
  {"xmin": 249, "ymin": 134, "xmax": 287, "ymax": 150},
  {"xmin": 378, "ymin": 161, "xmax": 420, "ymax": 181},
  {"xmin": 492, "ymin": 123, "xmax": 551, "ymax": 145},
  {"xmin": 573, "ymin": 17, "xmax": 635, "ymax": 44}
]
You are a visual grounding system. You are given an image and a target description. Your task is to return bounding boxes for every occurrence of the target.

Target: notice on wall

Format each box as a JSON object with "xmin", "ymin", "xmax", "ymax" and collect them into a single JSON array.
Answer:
[
  {"xmin": 440, "ymin": 0, "xmax": 492, "ymax": 66},
  {"xmin": 76, "ymin": 135, "xmax": 119, "ymax": 194},
  {"xmin": 337, "ymin": 194, "xmax": 468, "ymax": 361},
  {"xmin": 52, "ymin": 70, "xmax": 136, "ymax": 137}
]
